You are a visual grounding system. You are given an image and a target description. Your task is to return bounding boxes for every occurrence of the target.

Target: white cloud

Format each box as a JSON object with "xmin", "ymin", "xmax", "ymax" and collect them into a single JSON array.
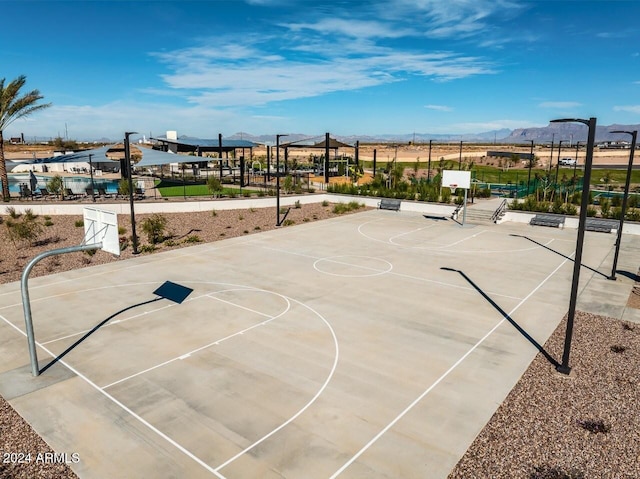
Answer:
[
  {"xmin": 425, "ymin": 104, "xmax": 453, "ymax": 112},
  {"xmin": 383, "ymin": 0, "xmax": 524, "ymax": 39},
  {"xmin": 154, "ymin": 39, "xmax": 495, "ymax": 107},
  {"xmin": 538, "ymin": 101, "xmax": 582, "ymax": 109},
  {"xmin": 8, "ymin": 102, "xmax": 247, "ymax": 140},
  {"xmin": 613, "ymin": 105, "xmax": 640, "ymax": 114},
  {"xmin": 284, "ymin": 18, "xmax": 410, "ymax": 39}
]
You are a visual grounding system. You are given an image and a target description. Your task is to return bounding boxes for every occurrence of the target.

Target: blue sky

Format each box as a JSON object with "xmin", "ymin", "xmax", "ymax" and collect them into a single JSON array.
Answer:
[{"xmin": 2, "ymin": 0, "xmax": 640, "ymax": 140}]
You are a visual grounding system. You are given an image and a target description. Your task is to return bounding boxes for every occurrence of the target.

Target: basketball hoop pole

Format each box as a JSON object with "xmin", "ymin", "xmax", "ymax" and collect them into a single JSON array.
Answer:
[{"xmin": 21, "ymin": 243, "xmax": 102, "ymax": 376}]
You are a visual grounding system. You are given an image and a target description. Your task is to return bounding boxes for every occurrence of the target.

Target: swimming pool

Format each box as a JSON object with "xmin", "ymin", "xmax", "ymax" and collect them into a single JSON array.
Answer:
[{"xmin": 9, "ymin": 174, "xmax": 120, "ymax": 195}]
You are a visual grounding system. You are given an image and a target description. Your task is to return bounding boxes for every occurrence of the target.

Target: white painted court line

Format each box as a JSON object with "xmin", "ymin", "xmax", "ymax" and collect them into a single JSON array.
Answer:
[
  {"xmin": 0, "ymin": 235, "xmax": 263, "ymax": 299},
  {"xmin": 39, "ymin": 288, "xmax": 223, "ymax": 345},
  {"xmin": 263, "ymin": 245, "xmax": 523, "ymax": 301},
  {"xmin": 101, "ymin": 290, "xmax": 291, "ymax": 389},
  {"xmin": 388, "ymin": 224, "xmax": 437, "ymax": 245},
  {"xmin": 434, "ymin": 229, "xmax": 488, "ymax": 248},
  {"xmin": 329, "ymin": 252, "xmax": 575, "ymax": 478},
  {"xmin": 212, "ymin": 296, "xmax": 339, "ymax": 477},
  {"xmin": 0, "ymin": 311, "xmax": 225, "ymax": 479},
  {"xmin": 356, "ymin": 219, "xmax": 560, "ymax": 254}
]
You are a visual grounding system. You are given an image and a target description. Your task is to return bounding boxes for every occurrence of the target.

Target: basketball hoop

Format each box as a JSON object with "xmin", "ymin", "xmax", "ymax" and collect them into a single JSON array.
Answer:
[{"xmin": 449, "ymin": 184, "xmax": 458, "ymax": 195}]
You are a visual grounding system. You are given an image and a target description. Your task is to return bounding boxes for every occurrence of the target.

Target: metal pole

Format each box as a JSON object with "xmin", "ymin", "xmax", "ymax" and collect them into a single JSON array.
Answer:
[
  {"xmin": 89, "ymin": 154, "xmax": 96, "ymax": 202},
  {"xmin": 21, "ymin": 243, "xmax": 103, "ymax": 376},
  {"xmin": 427, "ymin": 139, "xmax": 432, "ymax": 183},
  {"xmin": 276, "ymin": 134, "xmax": 288, "ymax": 226},
  {"xmin": 573, "ymin": 141, "xmax": 580, "ymax": 185},
  {"xmin": 527, "ymin": 141, "xmax": 534, "ymax": 195},
  {"xmin": 551, "ymin": 117, "xmax": 597, "ymax": 375},
  {"xmin": 218, "ymin": 133, "xmax": 223, "ymax": 181},
  {"xmin": 125, "ymin": 132, "xmax": 139, "ymax": 254},
  {"xmin": 458, "ymin": 141, "xmax": 463, "ymax": 170},
  {"xmin": 549, "ymin": 137, "xmax": 555, "ymax": 177},
  {"xmin": 324, "ymin": 132, "xmax": 330, "ymax": 184},
  {"xmin": 373, "ymin": 149, "xmax": 377, "ymax": 177},
  {"xmin": 555, "ymin": 140, "xmax": 563, "ymax": 184},
  {"xmin": 609, "ymin": 130, "xmax": 637, "ymax": 280}
]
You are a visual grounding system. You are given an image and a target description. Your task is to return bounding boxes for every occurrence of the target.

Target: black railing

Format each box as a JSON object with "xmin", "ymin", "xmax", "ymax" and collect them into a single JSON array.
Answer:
[{"xmin": 491, "ymin": 199, "xmax": 508, "ymax": 223}]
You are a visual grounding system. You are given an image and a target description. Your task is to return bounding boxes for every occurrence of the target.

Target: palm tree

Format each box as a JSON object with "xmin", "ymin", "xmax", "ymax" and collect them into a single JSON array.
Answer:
[{"xmin": 0, "ymin": 76, "xmax": 51, "ymax": 201}]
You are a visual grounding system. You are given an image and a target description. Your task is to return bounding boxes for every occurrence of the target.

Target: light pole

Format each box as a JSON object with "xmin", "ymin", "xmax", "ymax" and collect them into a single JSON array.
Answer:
[
  {"xmin": 608, "ymin": 130, "xmax": 637, "ymax": 281},
  {"xmin": 555, "ymin": 140, "xmax": 565, "ymax": 184},
  {"xmin": 527, "ymin": 140, "xmax": 534, "ymax": 195},
  {"xmin": 276, "ymin": 134, "xmax": 288, "ymax": 226},
  {"xmin": 427, "ymin": 139, "xmax": 433, "ymax": 183},
  {"xmin": 458, "ymin": 140, "xmax": 463, "ymax": 170},
  {"xmin": 88, "ymin": 153, "xmax": 96, "ymax": 202},
  {"xmin": 548, "ymin": 134, "xmax": 555, "ymax": 178},
  {"xmin": 124, "ymin": 131, "xmax": 139, "ymax": 254},
  {"xmin": 549, "ymin": 117, "xmax": 597, "ymax": 375}
]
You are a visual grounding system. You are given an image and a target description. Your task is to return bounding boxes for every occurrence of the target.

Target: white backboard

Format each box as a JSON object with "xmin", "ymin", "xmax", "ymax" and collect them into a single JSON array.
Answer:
[
  {"xmin": 83, "ymin": 207, "xmax": 120, "ymax": 256},
  {"xmin": 442, "ymin": 170, "xmax": 471, "ymax": 189}
]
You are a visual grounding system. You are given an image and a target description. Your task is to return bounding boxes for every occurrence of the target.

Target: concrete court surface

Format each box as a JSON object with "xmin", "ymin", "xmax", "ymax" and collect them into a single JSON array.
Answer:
[{"xmin": 0, "ymin": 209, "xmax": 638, "ymax": 479}]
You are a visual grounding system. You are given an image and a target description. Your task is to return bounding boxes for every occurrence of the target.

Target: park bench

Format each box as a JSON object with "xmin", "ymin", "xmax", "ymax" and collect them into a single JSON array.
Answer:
[
  {"xmin": 378, "ymin": 198, "xmax": 402, "ymax": 211},
  {"xmin": 530, "ymin": 214, "xmax": 565, "ymax": 228},
  {"xmin": 585, "ymin": 218, "xmax": 617, "ymax": 233}
]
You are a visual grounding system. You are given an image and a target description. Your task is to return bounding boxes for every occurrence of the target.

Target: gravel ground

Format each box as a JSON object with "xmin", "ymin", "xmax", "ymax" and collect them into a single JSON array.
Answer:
[
  {"xmin": 1, "ymin": 204, "xmax": 639, "ymax": 478},
  {"xmin": 449, "ymin": 312, "xmax": 640, "ymax": 479}
]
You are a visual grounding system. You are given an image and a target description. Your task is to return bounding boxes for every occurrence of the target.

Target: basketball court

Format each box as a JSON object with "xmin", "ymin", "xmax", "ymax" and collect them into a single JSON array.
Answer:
[{"xmin": 0, "ymin": 208, "xmax": 637, "ymax": 478}]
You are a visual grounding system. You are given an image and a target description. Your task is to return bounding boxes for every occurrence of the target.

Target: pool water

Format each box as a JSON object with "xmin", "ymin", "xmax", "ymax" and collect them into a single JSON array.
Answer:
[{"xmin": 9, "ymin": 175, "xmax": 120, "ymax": 194}]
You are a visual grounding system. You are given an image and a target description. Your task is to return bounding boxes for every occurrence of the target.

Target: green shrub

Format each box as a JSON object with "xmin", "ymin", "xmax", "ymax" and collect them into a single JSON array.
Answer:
[
  {"xmin": 141, "ymin": 214, "xmax": 168, "ymax": 244},
  {"xmin": 118, "ymin": 178, "xmax": 130, "ymax": 196},
  {"xmin": 164, "ymin": 239, "xmax": 177, "ymax": 247},
  {"xmin": 586, "ymin": 206, "xmax": 598, "ymax": 217},
  {"xmin": 5, "ymin": 216, "xmax": 43, "ymax": 247},
  {"xmin": 610, "ymin": 206, "xmax": 623, "ymax": 220},
  {"xmin": 44, "ymin": 219, "xmax": 54, "ymax": 227},
  {"xmin": 563, "ymin": 204, "xmax": 578, "ymax": 216},
  {"xmin": 570, "ymin": 191, "xmax": 582, "ymax": 205},
  {"xmin": 440, "ymin": 188, "xmax": 452, "ymax": 204},
  {"xmin": 139, "ymin": 244, "xmax": 157, "ymax": 253},
  {"xmin": 294, "ymin": 200, "xmax": 301, "ymax": 209},
  {"xmin": 24, "ymin": 209, "xmax": 37, "ymax": 221},
  {"xmin": 118, "ymin": 226, "xmax": 126, "ymax": 235},
  {"xmin": 322, "ymin": 200, "xmax": 329, "ymax": 207},
  {"xmin": 478, "ymin": 187, "xmax": 492, "ymax": 198},
  {"xmin": 600, "ymin": 197, "xmax": 611, "ymax": 217},
  {"xmin": 185, "ymin": 235, "xmax": 202, "ymax": 243},
  {"xmin": 207, "ymin": 177, "xmax": 223, "ymax": 197},
  {"xmin": 47, "ymin": 175, "xmax": 63, "ymax": 195},
  {"xmin": 6, "ymin": 206, "xmax": 19, "ymax": 219},
  {"xmin": 551, "ymin": 197, "xmax": 564, "ymax": 214},
  {"xmin": 611, "ymin": 195, "xmax": 622, "ymax": 207},
  {"xmin": 626, "ymin": 208, "xmax": 640, "ymax": 221},
  {"xmin": 75, "ymin": 219, "xmax": 84, "ymax": 227},
  {"xmin": 282, "ymin": 219, "xmax": 295, "ymax": 226}
]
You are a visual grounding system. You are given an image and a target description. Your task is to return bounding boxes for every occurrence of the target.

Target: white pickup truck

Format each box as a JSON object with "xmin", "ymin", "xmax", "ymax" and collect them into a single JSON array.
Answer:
[{"xmin": 559, "ymin": 158, "xmax": 577, "ymax": 166}]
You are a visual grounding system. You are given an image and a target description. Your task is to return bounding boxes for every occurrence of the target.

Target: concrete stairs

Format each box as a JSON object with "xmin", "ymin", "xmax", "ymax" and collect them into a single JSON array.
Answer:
[{"xmin": 458, "ymin": 207, "xmax": 498, "ymax": 224}]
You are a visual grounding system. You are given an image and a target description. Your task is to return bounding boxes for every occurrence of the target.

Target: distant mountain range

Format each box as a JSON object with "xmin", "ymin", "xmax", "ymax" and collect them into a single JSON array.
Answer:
[
  {"xmin": 229, "ymin": 123, "xmax": 640, "ymax": 145},
  {"xmin": 14, "ymin": 123, "xmax": 640, "ymax": 145}
]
